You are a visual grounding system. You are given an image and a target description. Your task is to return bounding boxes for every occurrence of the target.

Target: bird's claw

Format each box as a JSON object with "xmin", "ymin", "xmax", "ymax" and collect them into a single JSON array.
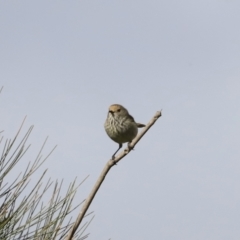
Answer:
[
  {"xmin": 111, "ymin": 155, "xmax": 117, "ymax": 165},
  {"xmin": 127, "ymin": 142, "xmax": 134, "ymax": 151}
]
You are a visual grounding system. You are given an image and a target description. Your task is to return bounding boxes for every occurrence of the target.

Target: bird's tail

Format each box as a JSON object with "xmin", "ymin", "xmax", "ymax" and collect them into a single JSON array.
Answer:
[{"xmin": 136, "ymin": 123, "xmax": 145, "ymax": 128}]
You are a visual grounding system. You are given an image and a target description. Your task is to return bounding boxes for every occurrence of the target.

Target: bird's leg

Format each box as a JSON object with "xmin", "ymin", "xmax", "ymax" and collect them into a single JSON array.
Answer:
[
  {"xmin": 127, "ymin": 141, "xmax": 134, "ymax": 151},
  {"xmin": 112, "ymin": 143, "xmax": 122, "ymax": 160}
]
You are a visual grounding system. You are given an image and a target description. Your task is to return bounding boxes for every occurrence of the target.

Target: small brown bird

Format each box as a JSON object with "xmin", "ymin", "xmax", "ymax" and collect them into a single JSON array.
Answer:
[{"xmin": 104, "ymin": 104, "xmax": 145, "ymax": 159}]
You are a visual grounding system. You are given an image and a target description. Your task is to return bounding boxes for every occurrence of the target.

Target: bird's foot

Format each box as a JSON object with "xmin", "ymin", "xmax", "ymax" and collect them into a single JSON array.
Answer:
[
  {"xmin": 128, "ymin": 142, "xmax": 134, "ymax": 151},
  {"xmin": 111, "ymin": 155, "xmax": 117, "ymax": 165}
]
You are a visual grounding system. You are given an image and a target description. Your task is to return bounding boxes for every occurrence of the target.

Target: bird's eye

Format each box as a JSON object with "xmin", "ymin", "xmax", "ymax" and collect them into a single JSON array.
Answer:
[{"xmin": 117, "ymin": 109, "xmax": 121, "ymax": 112}]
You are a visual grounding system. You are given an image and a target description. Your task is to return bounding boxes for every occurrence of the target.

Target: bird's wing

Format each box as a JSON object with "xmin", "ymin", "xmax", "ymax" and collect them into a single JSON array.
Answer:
[
  {"xmin": 128, "ymin": 114, "xmax": 135, "ymax": 122},
  {"xmin": 129, "ymin": 114, "xmax": 145, "ymax": 128}
]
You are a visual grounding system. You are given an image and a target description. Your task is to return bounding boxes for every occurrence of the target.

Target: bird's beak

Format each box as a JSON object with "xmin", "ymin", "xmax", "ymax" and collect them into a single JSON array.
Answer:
[{"xmin": 109, "ymin": 110, "xmax": 114, "ymax": 116}]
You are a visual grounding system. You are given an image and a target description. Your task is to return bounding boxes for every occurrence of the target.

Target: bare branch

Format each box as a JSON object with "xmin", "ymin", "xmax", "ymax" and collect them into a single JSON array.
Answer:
[{"xmin": 65, "ymin": 110, "xmax": 162, "ymax": 240}]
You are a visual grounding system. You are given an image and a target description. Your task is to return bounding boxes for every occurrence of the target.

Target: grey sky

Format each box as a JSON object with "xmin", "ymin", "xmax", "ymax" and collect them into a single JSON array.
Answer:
[{"xmin": 1, "ymin": 0, "xmax": 240, "ymax": 239}]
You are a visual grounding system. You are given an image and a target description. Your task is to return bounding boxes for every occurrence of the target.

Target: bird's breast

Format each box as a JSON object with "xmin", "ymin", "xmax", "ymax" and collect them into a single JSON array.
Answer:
[{"xmin": 104, "ymin": 118, "xmax": 138, "ymax": 143}]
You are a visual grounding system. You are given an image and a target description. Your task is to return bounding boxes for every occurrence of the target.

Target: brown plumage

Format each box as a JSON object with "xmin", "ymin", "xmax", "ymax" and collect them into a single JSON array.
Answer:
[{"xmin": 104, "ymin": 104, "xmax": 145, "ymax": 159}]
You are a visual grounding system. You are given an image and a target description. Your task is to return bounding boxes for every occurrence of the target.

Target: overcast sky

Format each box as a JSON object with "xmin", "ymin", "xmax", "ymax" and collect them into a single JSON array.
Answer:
[{"xmin": 1, "ymin": 0, "xmax": 240, "ymax": 239}]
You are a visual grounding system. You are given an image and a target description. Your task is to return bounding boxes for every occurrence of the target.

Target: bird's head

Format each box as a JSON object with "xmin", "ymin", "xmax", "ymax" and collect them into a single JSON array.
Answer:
[{"xmin": 108, "ymin": 104, "xmax": 129, "ymax": 119}]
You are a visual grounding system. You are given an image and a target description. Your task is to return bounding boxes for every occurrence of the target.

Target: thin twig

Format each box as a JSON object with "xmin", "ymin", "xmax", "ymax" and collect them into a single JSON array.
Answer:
[{"xmin": 65, "ymin": 110, "xmax": 162, "ymax": 240}]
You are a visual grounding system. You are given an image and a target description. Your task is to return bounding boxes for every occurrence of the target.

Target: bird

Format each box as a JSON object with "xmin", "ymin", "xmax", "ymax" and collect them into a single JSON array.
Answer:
[{"xmin": 104, "ymin": 104, "xmax": 145, "ymax": 159}]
